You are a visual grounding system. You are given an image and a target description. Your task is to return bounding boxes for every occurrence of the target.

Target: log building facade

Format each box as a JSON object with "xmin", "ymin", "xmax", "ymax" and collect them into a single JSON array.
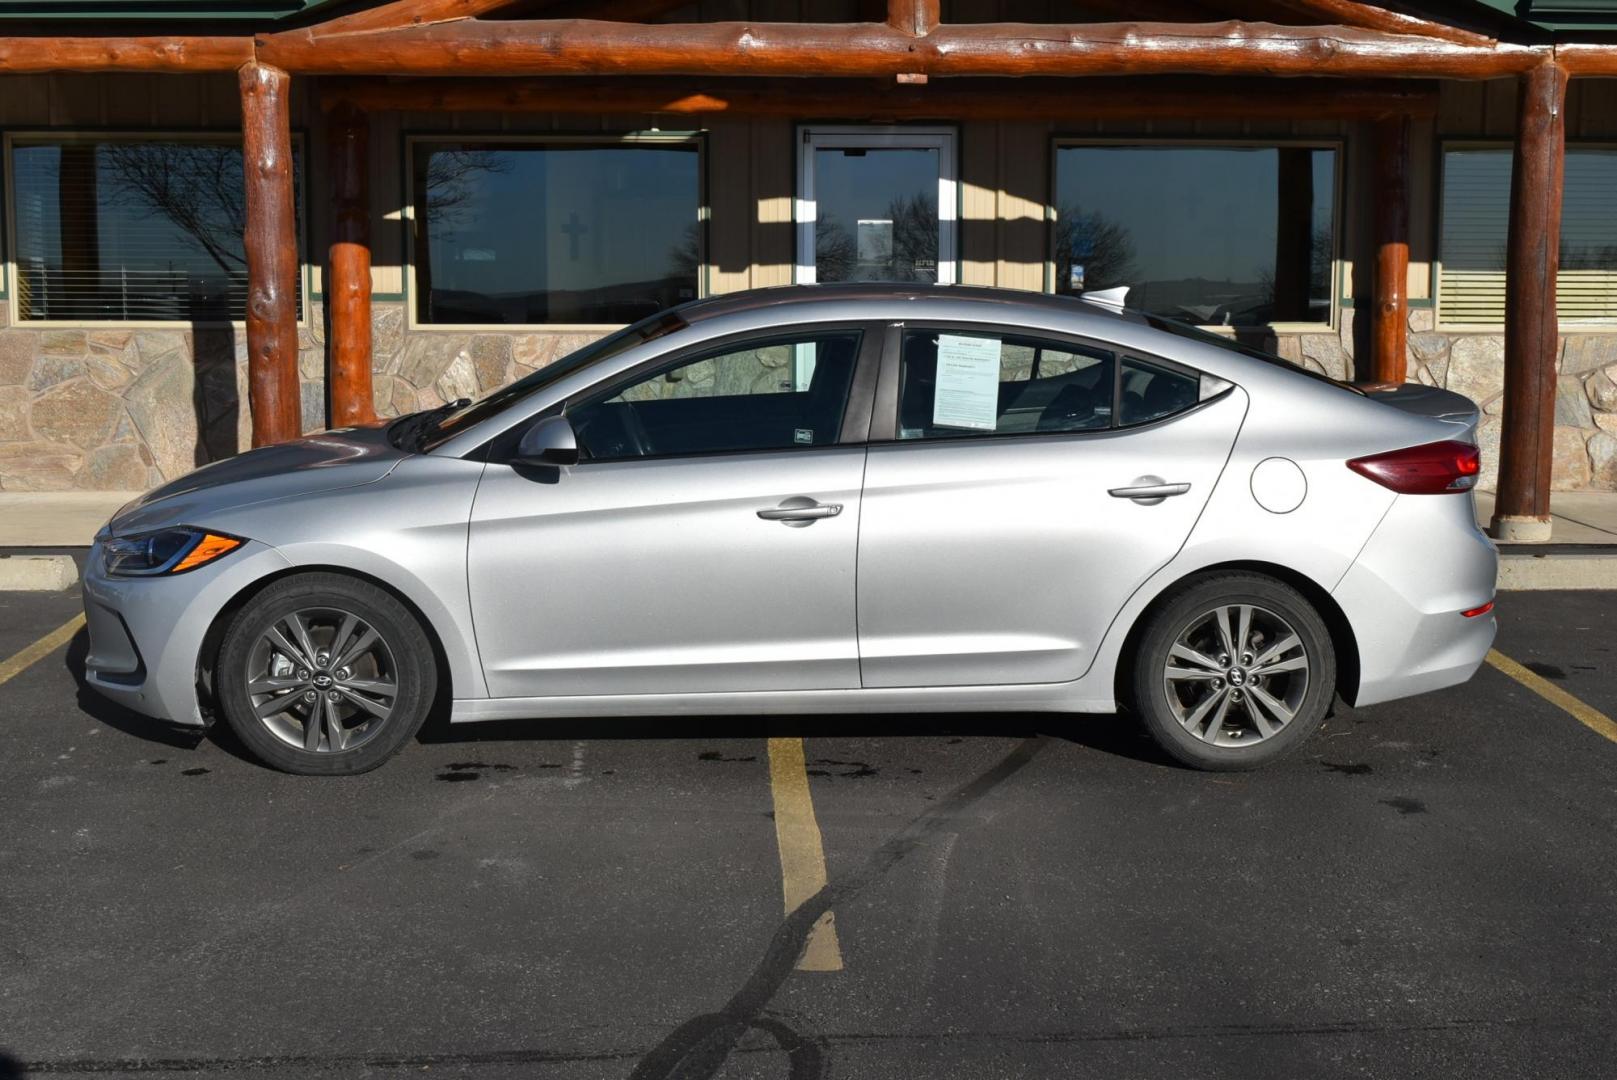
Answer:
[{"xmin": 0, "ymin": 0, "xmax": 1614, "ymax": 539}]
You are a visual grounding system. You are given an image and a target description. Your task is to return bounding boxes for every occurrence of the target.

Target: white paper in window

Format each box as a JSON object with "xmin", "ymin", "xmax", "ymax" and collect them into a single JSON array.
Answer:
[{"xmin": 931, "ymin": 334, "xmax": 1002, "ymax": 431}]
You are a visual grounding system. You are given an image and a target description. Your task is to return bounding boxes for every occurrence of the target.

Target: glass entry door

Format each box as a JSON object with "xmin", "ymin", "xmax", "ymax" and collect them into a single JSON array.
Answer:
[{"xmin": 796, "ymin": 127, "xmax": 957, "ymax": 286}]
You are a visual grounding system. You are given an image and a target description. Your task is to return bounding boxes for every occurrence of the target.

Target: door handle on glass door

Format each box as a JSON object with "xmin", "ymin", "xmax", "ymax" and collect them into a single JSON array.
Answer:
[
  {"xmin": 757, "ymin": 497, "xmax": 843, "ymax": 527},
  {"xmin": 1108, "ymin": 480, "xmax": 1191, "ymax": 505}
]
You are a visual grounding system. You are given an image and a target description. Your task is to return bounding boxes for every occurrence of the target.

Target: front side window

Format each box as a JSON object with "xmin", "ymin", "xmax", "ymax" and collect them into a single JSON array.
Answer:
[
  {"xmin": 412, "ymin": 138, "xmax": 702, "ymax": 326},
  {"xmin": 1052, "ymin": 143, "xmax": 1338, "ymax": 328},
  {"xmin": 1439, "ymin": 145, "xmax": 1617, "ymax": 325},
  {"xmin": 8, "ymin": 136, "xmax": 303, "ymax": 322},
  {"xmin": 896, "ymin": 330, "xmax": 1117, "ymax": 440},
  {"xmin": 569, "ymin": 332, "xmax": 861, "ymax": 461}
]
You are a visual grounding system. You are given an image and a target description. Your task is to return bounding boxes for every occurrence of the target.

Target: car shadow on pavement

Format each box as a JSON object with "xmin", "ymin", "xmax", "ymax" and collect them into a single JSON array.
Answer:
[{"xmin": 62, "ymin": 626, "xmax": 1176, "ymax": 770}]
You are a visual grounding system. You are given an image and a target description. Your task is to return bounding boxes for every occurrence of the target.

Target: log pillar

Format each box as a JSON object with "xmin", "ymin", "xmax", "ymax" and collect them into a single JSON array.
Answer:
[
  {"xmin": 1371, "ymin": 115, "xmax": 1409, "ymax": 383},
  {"xmin": 239, "ymin": 61, "xmax": 303, "ymax": 446},
  {"xmin": 1491, "ymin": 60, "xmax": 1568, "ymax": 542},
  {"xmin": 327, "ymin": 100, "xmax": 377, "ymax": 427}
]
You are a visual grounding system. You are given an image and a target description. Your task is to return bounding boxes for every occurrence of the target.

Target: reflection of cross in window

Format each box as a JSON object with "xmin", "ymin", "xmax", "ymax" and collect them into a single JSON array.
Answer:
[{"xmin": 561, "ymin": 211, "xmax": 588, "ymax": 261}]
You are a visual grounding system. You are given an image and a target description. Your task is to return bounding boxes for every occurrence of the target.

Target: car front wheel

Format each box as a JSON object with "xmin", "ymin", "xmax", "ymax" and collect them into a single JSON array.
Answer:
[
  {"xmin": 216, "ymin": 572, "xmax": 437, "ymax": 775},
  {"xmin": 1130, "ymin": 572, "xmax": 1336, "ymax": 771}
]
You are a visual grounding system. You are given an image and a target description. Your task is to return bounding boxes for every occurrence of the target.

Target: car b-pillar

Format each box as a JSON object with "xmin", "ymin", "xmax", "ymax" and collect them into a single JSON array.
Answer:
[{"xmin": 1492, "ymin": 59, "xmax": 1568, "ymax": 543}]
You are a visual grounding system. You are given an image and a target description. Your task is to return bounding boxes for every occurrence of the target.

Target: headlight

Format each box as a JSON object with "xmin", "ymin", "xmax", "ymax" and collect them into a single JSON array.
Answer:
[{"xmin": 102, "ymin": 527, "xmax": 245, "ymax": 577}]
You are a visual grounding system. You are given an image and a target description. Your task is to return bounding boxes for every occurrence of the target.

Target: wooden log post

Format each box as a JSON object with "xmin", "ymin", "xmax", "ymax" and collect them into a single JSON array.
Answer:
[
  {"xmin": 327, "ymin": 100, "xmax": 377, "ymax": 427},
  {"xmin": 1491, "ymin": 60, "xmax": 1568, "ymax": 543},
  {"xmin": 239, "ymin": 61, "xmax": 303, "ymax": 447},
  {"xmin": 1371, "ymin": 114, "xmax": 1409, "ymax": 384}
]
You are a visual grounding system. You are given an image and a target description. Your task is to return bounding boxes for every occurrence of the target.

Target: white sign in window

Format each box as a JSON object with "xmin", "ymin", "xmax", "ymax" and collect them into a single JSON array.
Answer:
[{"xmin": 932, "ymin": 334, "xmax": 1002, "ymax": 431}]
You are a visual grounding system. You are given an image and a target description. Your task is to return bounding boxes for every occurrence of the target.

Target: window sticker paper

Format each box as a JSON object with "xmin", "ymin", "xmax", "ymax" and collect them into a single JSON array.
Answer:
[{"xmin": 932, "ymin": 334, "xmax": 1002, "ymax": 431}]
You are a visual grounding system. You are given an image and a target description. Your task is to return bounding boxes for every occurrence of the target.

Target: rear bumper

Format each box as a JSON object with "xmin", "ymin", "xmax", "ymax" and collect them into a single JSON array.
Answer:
[
  {"xmin": 82, "ymin": 539, "xmax": 291, "ymax": 726},
  {"xmin": 1332, "ymin": 492, "xmax": 1497, "ymax": 707}
]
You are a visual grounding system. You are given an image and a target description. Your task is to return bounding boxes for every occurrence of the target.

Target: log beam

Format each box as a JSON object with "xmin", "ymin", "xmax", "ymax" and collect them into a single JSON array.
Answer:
[
  {"xmin": 313, "ymin": 0, "xmax": 534, "ymax": 37},
  {"xmin": 327, "ymin": 100, "xmax": 378, "ymax": 429},
  {"xmin": 322, "ymin": 74, "xmax": 1439, "ymax": 119},
  {"xmin": 1556, "ymin": 42, "xmax": 1617, "ymax": 77},
  {"xmin": 239, "ymin": 61, "xmax": 303, "ymax": 447},
  {"xmin": 1371, "ymin": 114, "xmax": 1409, "ymax": 383},
  {"xmin": 1261, "ymin": 0, "xmax": 1495, "ymax": 47},
  {"xmin": 1491, "ymin": 59, "xmax": 1568, "ymax": 542},
  {"xmin": 0, "ymin": 35, "xmax": 250, "ymax": 73},
  {"xmin": 258, "ymin": 19, "xmax": 1542, "ymax": 80}
]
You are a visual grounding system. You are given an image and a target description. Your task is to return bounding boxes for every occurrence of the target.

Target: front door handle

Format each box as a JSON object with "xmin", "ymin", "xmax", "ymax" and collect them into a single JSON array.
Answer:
[
  {"xmin": 757, "ymin": 497, "xmax": 843, "ymax": 527},
  {"xmin": 1108, "ymin": 480, "xmax": 1191, "ymax": 505}
]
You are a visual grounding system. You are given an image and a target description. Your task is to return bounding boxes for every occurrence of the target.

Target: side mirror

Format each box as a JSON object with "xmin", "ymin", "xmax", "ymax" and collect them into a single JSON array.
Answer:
[{"xmin": 512, "ymin": 414, "xmax": 579, "ymax": 467}]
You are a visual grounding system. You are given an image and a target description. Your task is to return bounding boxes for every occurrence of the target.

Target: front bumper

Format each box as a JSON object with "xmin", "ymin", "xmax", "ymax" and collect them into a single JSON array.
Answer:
[
  {"xmin": 1332, "ymin": 491, "xmax": 1498, "ymax": 707},
  {"xmin": 82, "ymin": 538, "xmax": 292, "ymax": 726}
]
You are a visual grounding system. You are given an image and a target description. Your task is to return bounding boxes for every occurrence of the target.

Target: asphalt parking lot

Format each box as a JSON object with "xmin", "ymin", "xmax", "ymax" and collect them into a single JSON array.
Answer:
[{"xmin": 1, "ymin": 585, "xmax": 1614, "ymax": 1080}]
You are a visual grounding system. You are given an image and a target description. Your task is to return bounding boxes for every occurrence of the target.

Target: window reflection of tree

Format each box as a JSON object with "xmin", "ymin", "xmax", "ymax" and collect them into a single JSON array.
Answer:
[
  {"xmin": 1052, "ymin": 205, "xmax": 1138, "ymax": 295},
  {"xmin": 86, "ymin": 143, "xmax": 268, "ymax": 320},
  {"xmin": 415, "ymin": 149, "xmax": 510, "ymax": 322},
  {"xmin": 815, "ymin": 191, "xmax": 938, "ymax": 283}
]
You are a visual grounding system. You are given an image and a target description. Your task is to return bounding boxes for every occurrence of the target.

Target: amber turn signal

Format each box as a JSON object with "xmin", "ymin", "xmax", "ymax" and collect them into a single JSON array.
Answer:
[{"xmin": 171, "ymin": 532, "xmax": 245, "ymax": 574}]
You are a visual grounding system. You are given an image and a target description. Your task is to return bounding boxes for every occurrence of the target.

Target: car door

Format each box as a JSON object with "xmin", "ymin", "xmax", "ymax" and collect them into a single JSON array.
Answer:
[
  {"xmin": 856, "ymin": 325, "xmax": 1246, "ymax": 688},
  {"xmin": 468, "ymin": 326, "xmax": 878, "ymax": 699}
]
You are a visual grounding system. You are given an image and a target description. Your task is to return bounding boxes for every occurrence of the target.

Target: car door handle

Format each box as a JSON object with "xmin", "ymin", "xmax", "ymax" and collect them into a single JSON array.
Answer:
[
  {"xmin": 1108, "ymin": 481, "xmax": 1191, "ymax": 503},
  {"xmin": 757, "ymin": 499, "xmax": 842, "ymax": 526}
]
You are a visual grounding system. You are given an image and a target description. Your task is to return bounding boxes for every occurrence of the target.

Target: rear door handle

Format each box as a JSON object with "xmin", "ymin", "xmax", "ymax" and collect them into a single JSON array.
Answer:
[
  {"xmin": 1108, "ymin": 481, "xmax": 1191, "ymax": 504},
  {"xmin": 757, "ymin": 497, "xmax": 843, "ymax": 527}
]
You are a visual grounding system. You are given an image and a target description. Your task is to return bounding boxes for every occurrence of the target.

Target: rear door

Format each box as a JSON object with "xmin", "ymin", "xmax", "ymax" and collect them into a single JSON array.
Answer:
[{"xmin": 856, "ymin": 324, "xmax": 1247, "ymax": 688}]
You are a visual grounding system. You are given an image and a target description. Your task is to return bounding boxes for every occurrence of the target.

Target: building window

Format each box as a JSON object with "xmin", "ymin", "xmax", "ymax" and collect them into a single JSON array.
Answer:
[
  {"xmin": 7, "ymin": 135, "xmax": 303, "ymax": 323},
  {"xmin": 796, "ymin": 126, "xmax": 957, "ymax": 285},
  {"xmin": 409, "ymin": 137, "xmax": 702, "ymax": 327},
  {"xmin": 1051, "ymin": 142, "xmax": 1338, "ymax": 328},
  {"xmin": 1439, "ymin": 145, "xmax": 1617, "ymax": 326}
]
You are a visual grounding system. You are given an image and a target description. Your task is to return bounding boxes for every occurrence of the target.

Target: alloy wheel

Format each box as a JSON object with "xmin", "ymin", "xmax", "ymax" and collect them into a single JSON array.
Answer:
[
  {"xmin": 244, "ymin": 607, "xmax": 399, "ymax": 754},
  {"xmin": 1161, "ymin": 603, "xmax": 1311, "ymax": 748}
]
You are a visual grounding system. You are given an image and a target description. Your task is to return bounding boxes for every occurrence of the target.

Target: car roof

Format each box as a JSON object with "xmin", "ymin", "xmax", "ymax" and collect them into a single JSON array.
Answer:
[{"xmin": 675, "ymin": 282, "xmax": 1143, "ymax": 328}]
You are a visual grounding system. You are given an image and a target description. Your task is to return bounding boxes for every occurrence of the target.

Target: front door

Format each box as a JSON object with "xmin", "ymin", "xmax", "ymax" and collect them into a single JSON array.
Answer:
[
  {"xmin": 856, "ymin": 326, "xmax": 1247, "ymax": 688},
  {"xmin": 469, "ymin": 328, "xmax": 873, "ymax": 699}
]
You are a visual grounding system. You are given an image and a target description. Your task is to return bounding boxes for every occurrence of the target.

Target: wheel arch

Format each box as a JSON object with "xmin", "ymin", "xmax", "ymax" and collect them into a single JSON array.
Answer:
[
  {"xmin": 1111, "ymin": 560, "xmax": 1362, "ymax": 711},
  {"xmin": 195, "ymin": 564, "xmax": 457, "ymax": 726}
]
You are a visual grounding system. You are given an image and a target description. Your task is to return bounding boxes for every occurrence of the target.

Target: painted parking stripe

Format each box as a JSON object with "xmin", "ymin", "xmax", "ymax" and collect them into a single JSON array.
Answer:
[
  {"xmin": 1487, "ymin": 649, "xmax": 1617, "ymax": 745},
  {"xmin": 0, "ymin": 614, "xmax": 84, "ymax": 688},
  {"xmin": 766, "ymin": 736, "xmax": 844, "ymax": 972}
]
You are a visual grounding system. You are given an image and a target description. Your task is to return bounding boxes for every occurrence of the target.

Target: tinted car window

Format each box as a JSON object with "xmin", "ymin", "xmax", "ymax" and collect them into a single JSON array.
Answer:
[
  {"xmin": 1118, "ymin": 356, "xmax": 1200, "ymax": 426},
  {"xmin": 897, "ymin": 330, "xmax": 1115, "ymax": 440},
  {"xmin": 569, "ymin": 332, "xmax": 861, "ymax": 461}
]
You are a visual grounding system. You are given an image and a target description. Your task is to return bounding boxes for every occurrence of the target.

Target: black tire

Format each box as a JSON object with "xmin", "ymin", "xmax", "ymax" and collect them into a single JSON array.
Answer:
[
  {"xmin": 216, "ymin": 572, "xmax": 437, "ymax": 775},
  {"xmin": 1129, "ymin": 572, "xmax": 1335, "ymax": 771}
]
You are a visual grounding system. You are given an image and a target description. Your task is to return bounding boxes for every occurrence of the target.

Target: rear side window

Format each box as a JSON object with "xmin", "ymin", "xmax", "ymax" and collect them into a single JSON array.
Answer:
[
  {"xmin": 897, "ymin": 331, "xmax": 1116, "ymax": 440},
  {"xmin": 1119, "ymin": 356, "xmax": 1200, "ymax": 427}
]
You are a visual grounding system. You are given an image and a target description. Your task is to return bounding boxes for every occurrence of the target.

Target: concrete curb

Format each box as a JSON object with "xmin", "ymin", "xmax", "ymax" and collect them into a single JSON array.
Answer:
[
  {"xmin": 1498, "ymin": 554, "xmax": 1617, "ymax": 591},
  {"xmin": 0, "ymin": 554, "xmax": 79, "ymax": 592}
]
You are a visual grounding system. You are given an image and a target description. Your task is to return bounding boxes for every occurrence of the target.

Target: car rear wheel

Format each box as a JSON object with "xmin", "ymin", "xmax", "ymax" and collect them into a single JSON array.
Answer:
[
  {"xmin": 216, "ymin": 573, "xmax": 437, "ymax": 775},
  {"xmin": 1130, "ymin": 572, "xmax": 1335, "ymax": 771}
]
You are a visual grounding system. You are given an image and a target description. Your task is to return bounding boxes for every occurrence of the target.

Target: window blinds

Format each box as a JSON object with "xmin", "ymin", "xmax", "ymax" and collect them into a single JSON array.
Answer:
[{"xmin": 1440, "ymin": 147, "xmax": 1617, "ymax": 325}]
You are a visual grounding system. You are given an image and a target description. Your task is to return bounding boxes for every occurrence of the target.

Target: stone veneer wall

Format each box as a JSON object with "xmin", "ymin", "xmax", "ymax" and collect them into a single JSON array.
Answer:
[{"xmin": 4, "ymin": 298, "xmax": 1617, "ymax": 495}]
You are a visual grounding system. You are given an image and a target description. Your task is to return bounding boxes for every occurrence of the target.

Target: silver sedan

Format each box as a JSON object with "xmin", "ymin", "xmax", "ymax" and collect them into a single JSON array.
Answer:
[{"xmin": 82, "ymin": 285, "xmax": 1498, "ymax": 774}]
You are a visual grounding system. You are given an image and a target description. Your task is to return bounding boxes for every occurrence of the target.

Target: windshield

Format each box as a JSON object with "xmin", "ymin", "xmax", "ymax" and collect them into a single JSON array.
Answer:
[
  {"xmin": 1142, "ymin": 314, "xmax": 1364, "ymax": 395},
  {"xmin": 401, "ymin": 309, "xmax": 691, "ymax": 452}
]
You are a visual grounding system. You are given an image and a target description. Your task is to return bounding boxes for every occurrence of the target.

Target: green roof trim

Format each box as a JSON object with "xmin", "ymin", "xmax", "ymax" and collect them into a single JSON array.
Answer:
[{"xmin": 1465, "ymin": 0, "xmax": 1617, "ymax": 32}]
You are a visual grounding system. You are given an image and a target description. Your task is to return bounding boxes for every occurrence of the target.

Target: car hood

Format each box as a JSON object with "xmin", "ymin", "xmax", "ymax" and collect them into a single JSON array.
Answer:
[{"xmin": 109, "ymin": 425, "xmax": 406, "ymax": 537}]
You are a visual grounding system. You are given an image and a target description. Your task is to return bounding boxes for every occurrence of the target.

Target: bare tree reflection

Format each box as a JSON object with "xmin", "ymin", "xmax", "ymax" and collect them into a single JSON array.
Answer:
[
  {"xmin": 100, "ymin": 142, "xmax": 249, "ymax": 282},
  {"xmin": 1052, "ymin": 204, "xmax": 1138, "ymax": 294}
]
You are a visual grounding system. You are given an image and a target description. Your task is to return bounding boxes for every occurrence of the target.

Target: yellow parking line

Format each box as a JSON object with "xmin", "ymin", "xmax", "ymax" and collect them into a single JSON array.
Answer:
[
  {"xmin": 1487, "ymin": 649, "xmax": 1617, "ymax": 744},
  {"xmin": 0, "ymin": 613, "xmax": 85, "ymax": 688},
  {"xmin": 766, "ymin": 736, "xmax": 844, "ymax": 972}
]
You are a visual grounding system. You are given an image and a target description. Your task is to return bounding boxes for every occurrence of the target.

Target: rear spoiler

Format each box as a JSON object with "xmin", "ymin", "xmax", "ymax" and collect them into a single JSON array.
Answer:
[{"xmin": 1077, "ymin": 286, "xmax": 1130, "ymax": 311}]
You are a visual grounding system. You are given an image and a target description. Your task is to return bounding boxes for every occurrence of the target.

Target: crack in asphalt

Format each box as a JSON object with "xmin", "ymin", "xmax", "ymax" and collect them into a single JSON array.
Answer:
[{"xmin": 627, "ymin": 735, "xmax": 1050, "ymax": 1080}]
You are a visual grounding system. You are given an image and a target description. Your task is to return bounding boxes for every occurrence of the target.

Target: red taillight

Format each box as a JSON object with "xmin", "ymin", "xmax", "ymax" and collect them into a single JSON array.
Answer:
[
  {"xmin": 1346, "ymin": 440, "xmax": 1481, "ymax": 494},
  {"xmin": 1462, "ymin": 601, "xmax": 1495, "ymax": 618}
]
